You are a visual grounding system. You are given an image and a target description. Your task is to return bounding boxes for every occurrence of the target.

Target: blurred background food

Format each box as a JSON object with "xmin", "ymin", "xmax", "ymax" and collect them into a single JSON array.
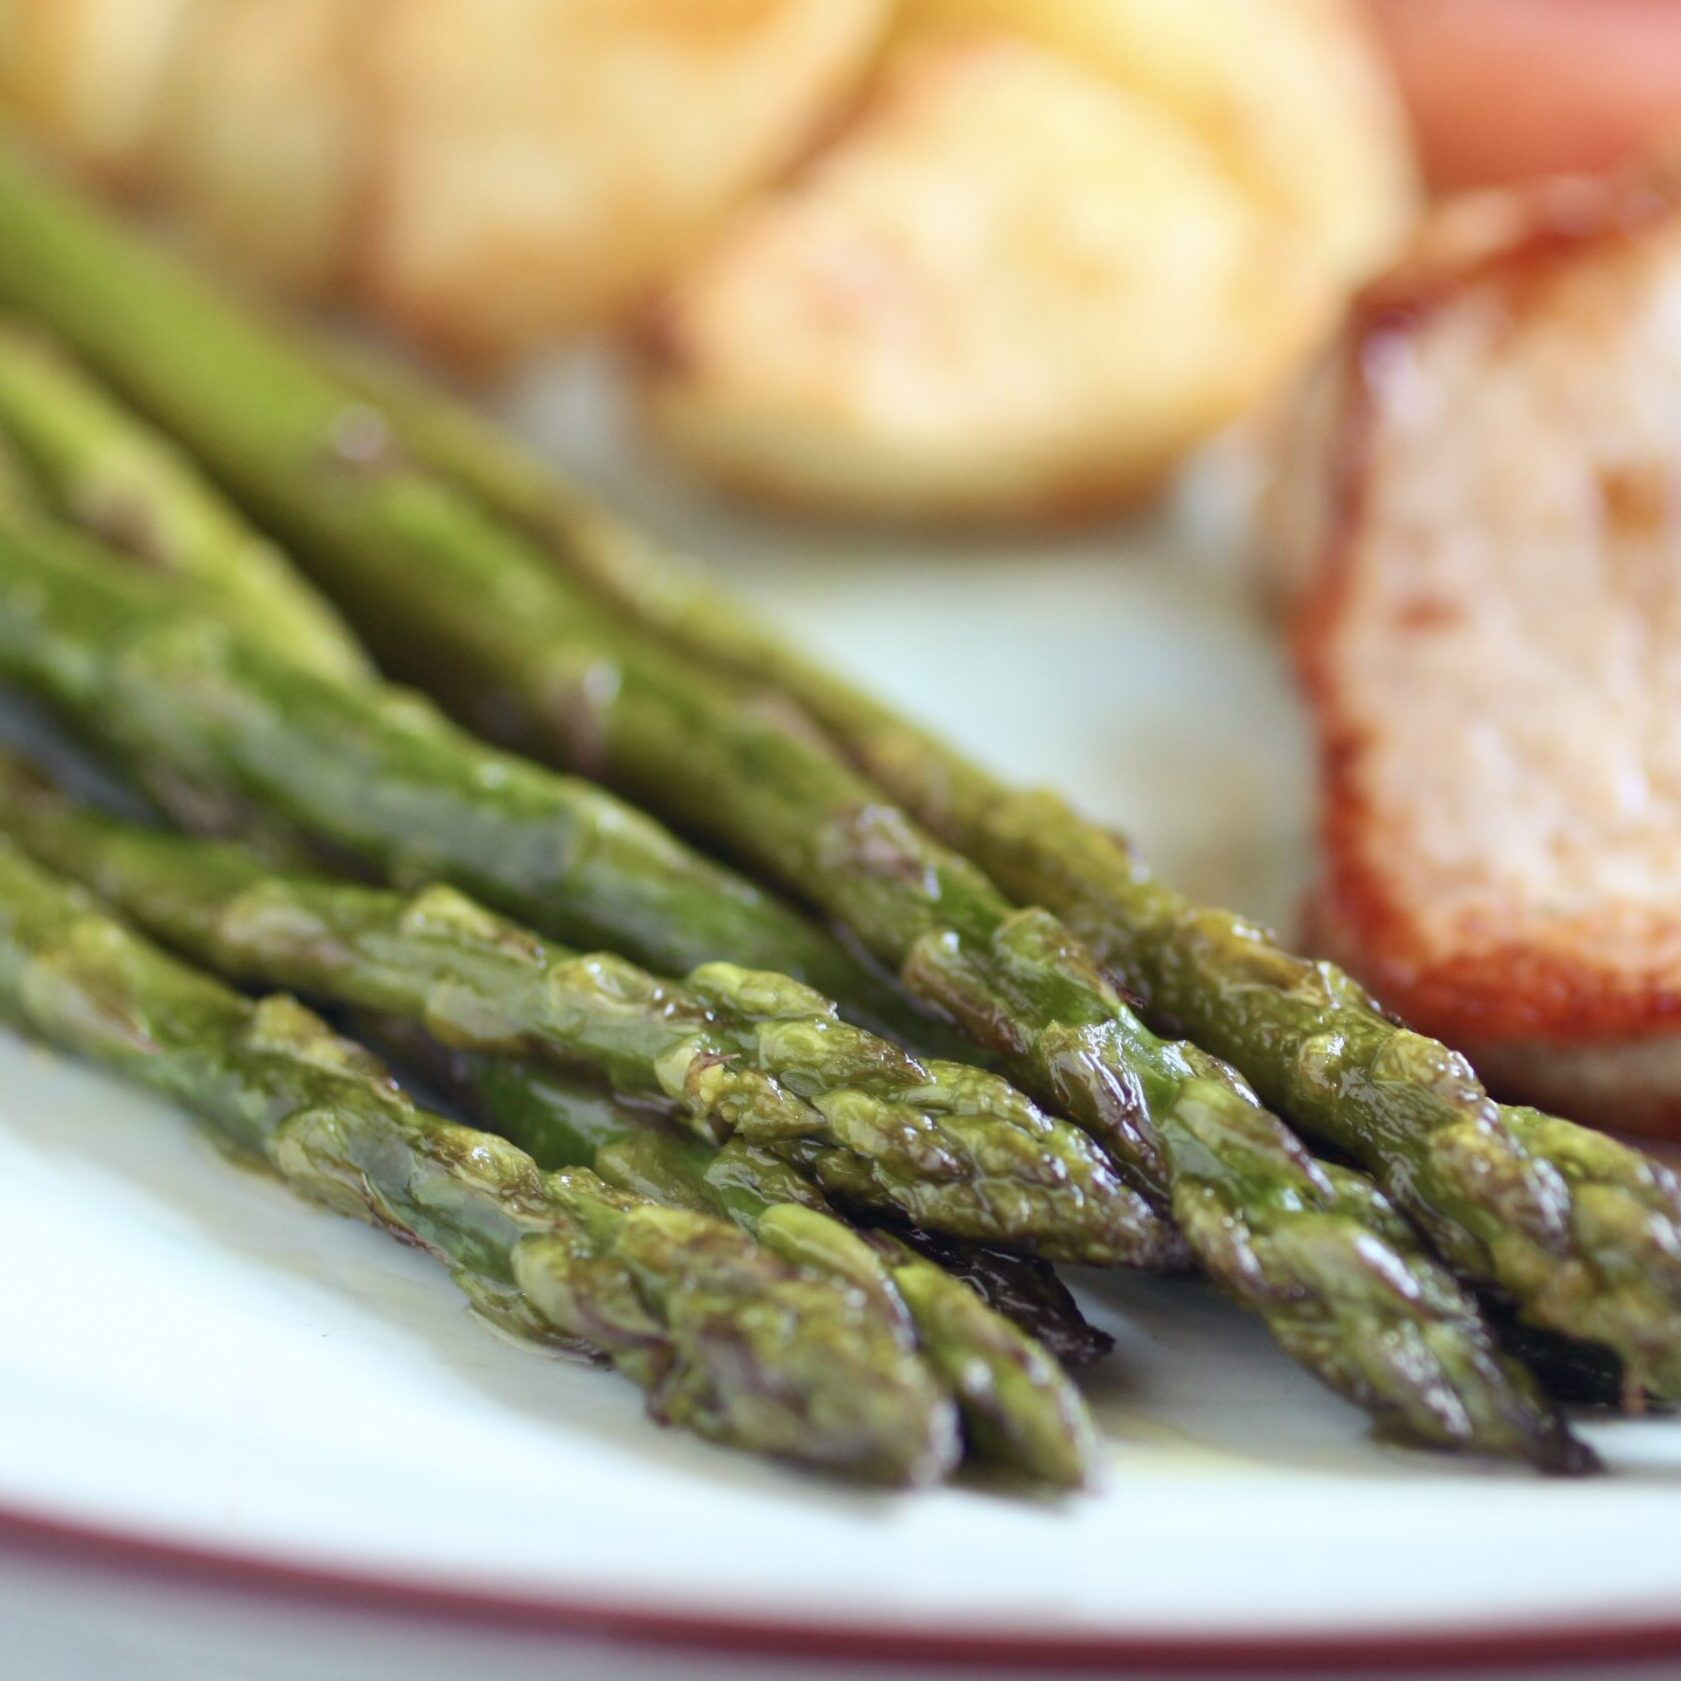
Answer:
[
  {"xmin": 635, "ymin": 2, "xmax": 1414, "ymax": 521},
  {"xmin": 1277, "ymin": 166, "xmax": 1681, "ymax": 1138},
  {"xmin": 0, "ymin": 0, "xmax": 893, "ymax": 359},
  {"xmin": 1368, "ymin": 0, "xmax": 1681, "ymax": 189},
  {"xmin": 0, "ymin": 0, "xmax": 1415, "ymax": 525},
  {"xmin": 633, "ymin": 30, "xmax": 1331, "ymax": 523},
  {"xmin": 1, "ymin": 1, "xmax": 1677, "ymax": 527}
]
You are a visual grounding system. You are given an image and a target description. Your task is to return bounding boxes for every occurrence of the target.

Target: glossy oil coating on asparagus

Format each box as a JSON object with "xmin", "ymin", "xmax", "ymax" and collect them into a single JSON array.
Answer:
[
  {"xmin": 0, "ymin": 835, "xmax": 960, "ymax": 1484},
  {"xmin": 327, "ymin": 306, "xmax": 1681, "ymax": 1409},
  {"xmin": 363, "ymin": 1025, "xmax": 1102, "ymax": 1489},
  {"xmin": 0, "ymin": 756, "xmax": 1155, "ymax": 1269},
  {"xmin": 0, "ymin": 155, "xmax": 1590, "ymax": 1465},
  {"xmin": 392, "ymin": 1026, "xmax": 1115, "ymax": 1363}
]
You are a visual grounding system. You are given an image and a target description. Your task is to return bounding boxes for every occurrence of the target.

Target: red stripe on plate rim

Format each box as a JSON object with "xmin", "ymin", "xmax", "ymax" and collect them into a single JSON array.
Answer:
[{"xmin": 0, "ymin": 1497, "xmax": 1675, "ymax": 1673}]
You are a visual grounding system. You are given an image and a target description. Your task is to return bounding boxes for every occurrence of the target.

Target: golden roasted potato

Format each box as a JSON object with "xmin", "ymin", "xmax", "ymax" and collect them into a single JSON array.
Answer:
[
  {"xmin": 897, "ymin": 0, "xmax": 1416, "ymax": 290},
  {"xmin": 360, "ymin": 0, "xmax": 892, "ymax": 368},
  {"xmin": 0, "ymin": 0, "xmax": 192, "ymax": 186},
  {"xmin": 635, "ymin": 32, "xmax": 1324, "ymax": 523},
  {"xmin": 146, "ymin": 0, "xmax": 364, "ymax": 295},
  {"xmin": 0, "ymin": 0, "xmax": 890, "ymax": 365}
]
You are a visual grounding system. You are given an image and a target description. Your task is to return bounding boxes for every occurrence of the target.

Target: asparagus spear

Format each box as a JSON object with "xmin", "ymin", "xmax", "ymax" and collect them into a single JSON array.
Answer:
[
  {"xmin": 383, "ymin": 1025, "xmax": 1113, "ymax": 1359},
  {"xmin": 370, "ymin": 1018, "xmax": 1106, "ymax": 1344},
  {"xmin": 0, "ymin": 508, "xmax": 958, "ymax": 1053},
  {"xmin": 329, "ymin": 326, "xmax": 1681, "ymax": 1409},
  {"xmin": 0, "ymin": 320, "xmax": 369, "ymax": 684},
  {"xmin": 363, "ymin": 1026, "xmax": 1102, "ymax": 1487},
  {"xmin": 0, "ymin": 756, "xmax": 1152, "ymax": 1267},
  {"xmin": 0, "ymin": 834, "xmax": 959, "ymax": 1483},
  {"xmin": 0, "ymin": 159, "xmax": 1590, "ymax": 1465}
]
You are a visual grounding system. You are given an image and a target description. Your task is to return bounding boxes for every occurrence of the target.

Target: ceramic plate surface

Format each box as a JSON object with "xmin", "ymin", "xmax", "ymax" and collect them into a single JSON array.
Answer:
[{"xmin": 1, "ymin": 355, "xmax": 1678, "ymax": 1671}]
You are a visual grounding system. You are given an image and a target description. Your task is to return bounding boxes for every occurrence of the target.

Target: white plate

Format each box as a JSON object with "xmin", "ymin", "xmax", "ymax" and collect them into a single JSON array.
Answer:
[{"xmin": 1, "ymin": 354, "xmax": 1679, "ymax": 1672}]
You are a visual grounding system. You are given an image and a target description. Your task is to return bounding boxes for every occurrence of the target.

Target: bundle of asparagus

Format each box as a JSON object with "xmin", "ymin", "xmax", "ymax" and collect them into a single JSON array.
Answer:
[
  {"xmin": 0, "ymin": 144, "xmax": 1676, "ymax": 1481},
  {"xmin": 0, "ymin": 747, "xmax": 1147, "ymax": 1269},
  {"xmin": 0, "ymin": 835, "xmax": 958, "ymax": 1484},
  {"xmin": 0, "ymin": 749, "xmax": 1108, "ymax": 1483},
  {"xmin": 0, "ymin": 149, "xmax": 1596, "ymax": 1470},
  {"xmin": 319, "ymin": 360, "xmax": 1681, "ymax": 1408},
  {"xmin": 0, "ymin": 377, "xmax": 1140, "ymax": 1492},
  {"xmin": 0, "ymin": 390, "xmax": 1577, "ymax": 1466}
]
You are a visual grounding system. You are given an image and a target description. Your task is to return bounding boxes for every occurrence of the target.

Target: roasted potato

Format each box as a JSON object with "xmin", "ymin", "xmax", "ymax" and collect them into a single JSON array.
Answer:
[
  {"xmin": 360, "ymin": 0, "xmax": 892, "ymax": 367},
  {"xmin": 146, "ymin": 0, "xmax": 364, "ymax": 295},
  {"xmin": 897, "ymin": 0, "xmax": 1416, "ymax": 291},
  {"xmin": 0, "ymin": 0, "xmax": 191, "ymax": 186},
  {"xmin": 635, "ymin": 32, "xmax": 1325, "ymax": 524},
  {"xmin": 0, "ymin": 0, "xmax": 891, "ymax": 367}
]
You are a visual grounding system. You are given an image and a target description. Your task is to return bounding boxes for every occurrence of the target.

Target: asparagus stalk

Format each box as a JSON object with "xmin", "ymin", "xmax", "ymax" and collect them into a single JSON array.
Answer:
[
  {"xmin": 330, "ymin": 326, "xmax": 1681, "ymax": 1409},
  {"xmin": 0, "ymin": 509, "xmax": 953, "ymax": 1055},
  {"xmin": 0, "ymin": 158, "xmax": 1590, "ymax": 1466},
  {"xmin": 0, "ymin": 755, "xmax": 1153, "ymax": 1268},
  {"xmin": 0, "ymin": 320, "xmax": 369, "ymax": 683},
  {"xmin": 0, "ymin": 834, "xmax": 960, "ymax": 1483},
  {"xmin": 363, "ymin": 1026, "xmax": 1103, "ymax": 1487}
]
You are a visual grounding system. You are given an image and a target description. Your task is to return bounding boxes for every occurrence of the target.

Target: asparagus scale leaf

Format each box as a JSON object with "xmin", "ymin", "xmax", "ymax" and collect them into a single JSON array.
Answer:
[
  {"xmin": 0, "ymin": 154, "xmax": 1589, "ymax": 1464},
  {"xmin": 0, "ymin": 835, "xmax": 959, "ymax": 1483},
  {"xmin": 0, "ymin": 754, "xmax": 1159, "ymax": 1268}
]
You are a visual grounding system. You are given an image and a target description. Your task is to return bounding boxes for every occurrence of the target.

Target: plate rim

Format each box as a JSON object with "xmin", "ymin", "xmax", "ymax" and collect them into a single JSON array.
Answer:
[{"xmin": 4, "ymin": 1497, "xmax": 1679, "ymax": 1674}]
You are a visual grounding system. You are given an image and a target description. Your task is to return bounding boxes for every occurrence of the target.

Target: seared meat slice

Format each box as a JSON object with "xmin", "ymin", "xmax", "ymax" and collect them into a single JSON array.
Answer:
[{"xmin": 1287, "ymin": 167, "xmax": 1681, "ymax": 1138}]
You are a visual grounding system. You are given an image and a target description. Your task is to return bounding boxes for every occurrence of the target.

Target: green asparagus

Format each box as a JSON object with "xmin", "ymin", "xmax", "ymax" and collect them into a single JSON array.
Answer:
[
  {"xmin": 328, "ymin": 318, "xmax": 1681, "ymax": 1408},
  {"xmin": 0, "ymin": 320, "xmax": 368, "ymax": 683},
  {"xmin": 386, "ymin": 1023, "xmax": 1115, "ymax": 1362},
  {"xmin": 0, "ymin": 425, "xmax": 40, "ymax": 512},
  {"xmin": 0, "ymin": 755, "xmax": 1153, "ymax": 1267},
  {"xmin": 0, "ymin": 154, "xmax": 1589, "ymax": 1465},
  {"xmin": 0, "ymin": 508, "xmax": 950, "ymax": 1053},
  {"xmin": 394, "ymin": 1037, "xmax": 1599, "ymax": 1471},
  {"xmin": 0, "ymin": 834, "xmax": 960, "ymax": 1483},
  {"xmin": 362, "ymin": 1024, "xmax": 1102, "ymax": 1487}
]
